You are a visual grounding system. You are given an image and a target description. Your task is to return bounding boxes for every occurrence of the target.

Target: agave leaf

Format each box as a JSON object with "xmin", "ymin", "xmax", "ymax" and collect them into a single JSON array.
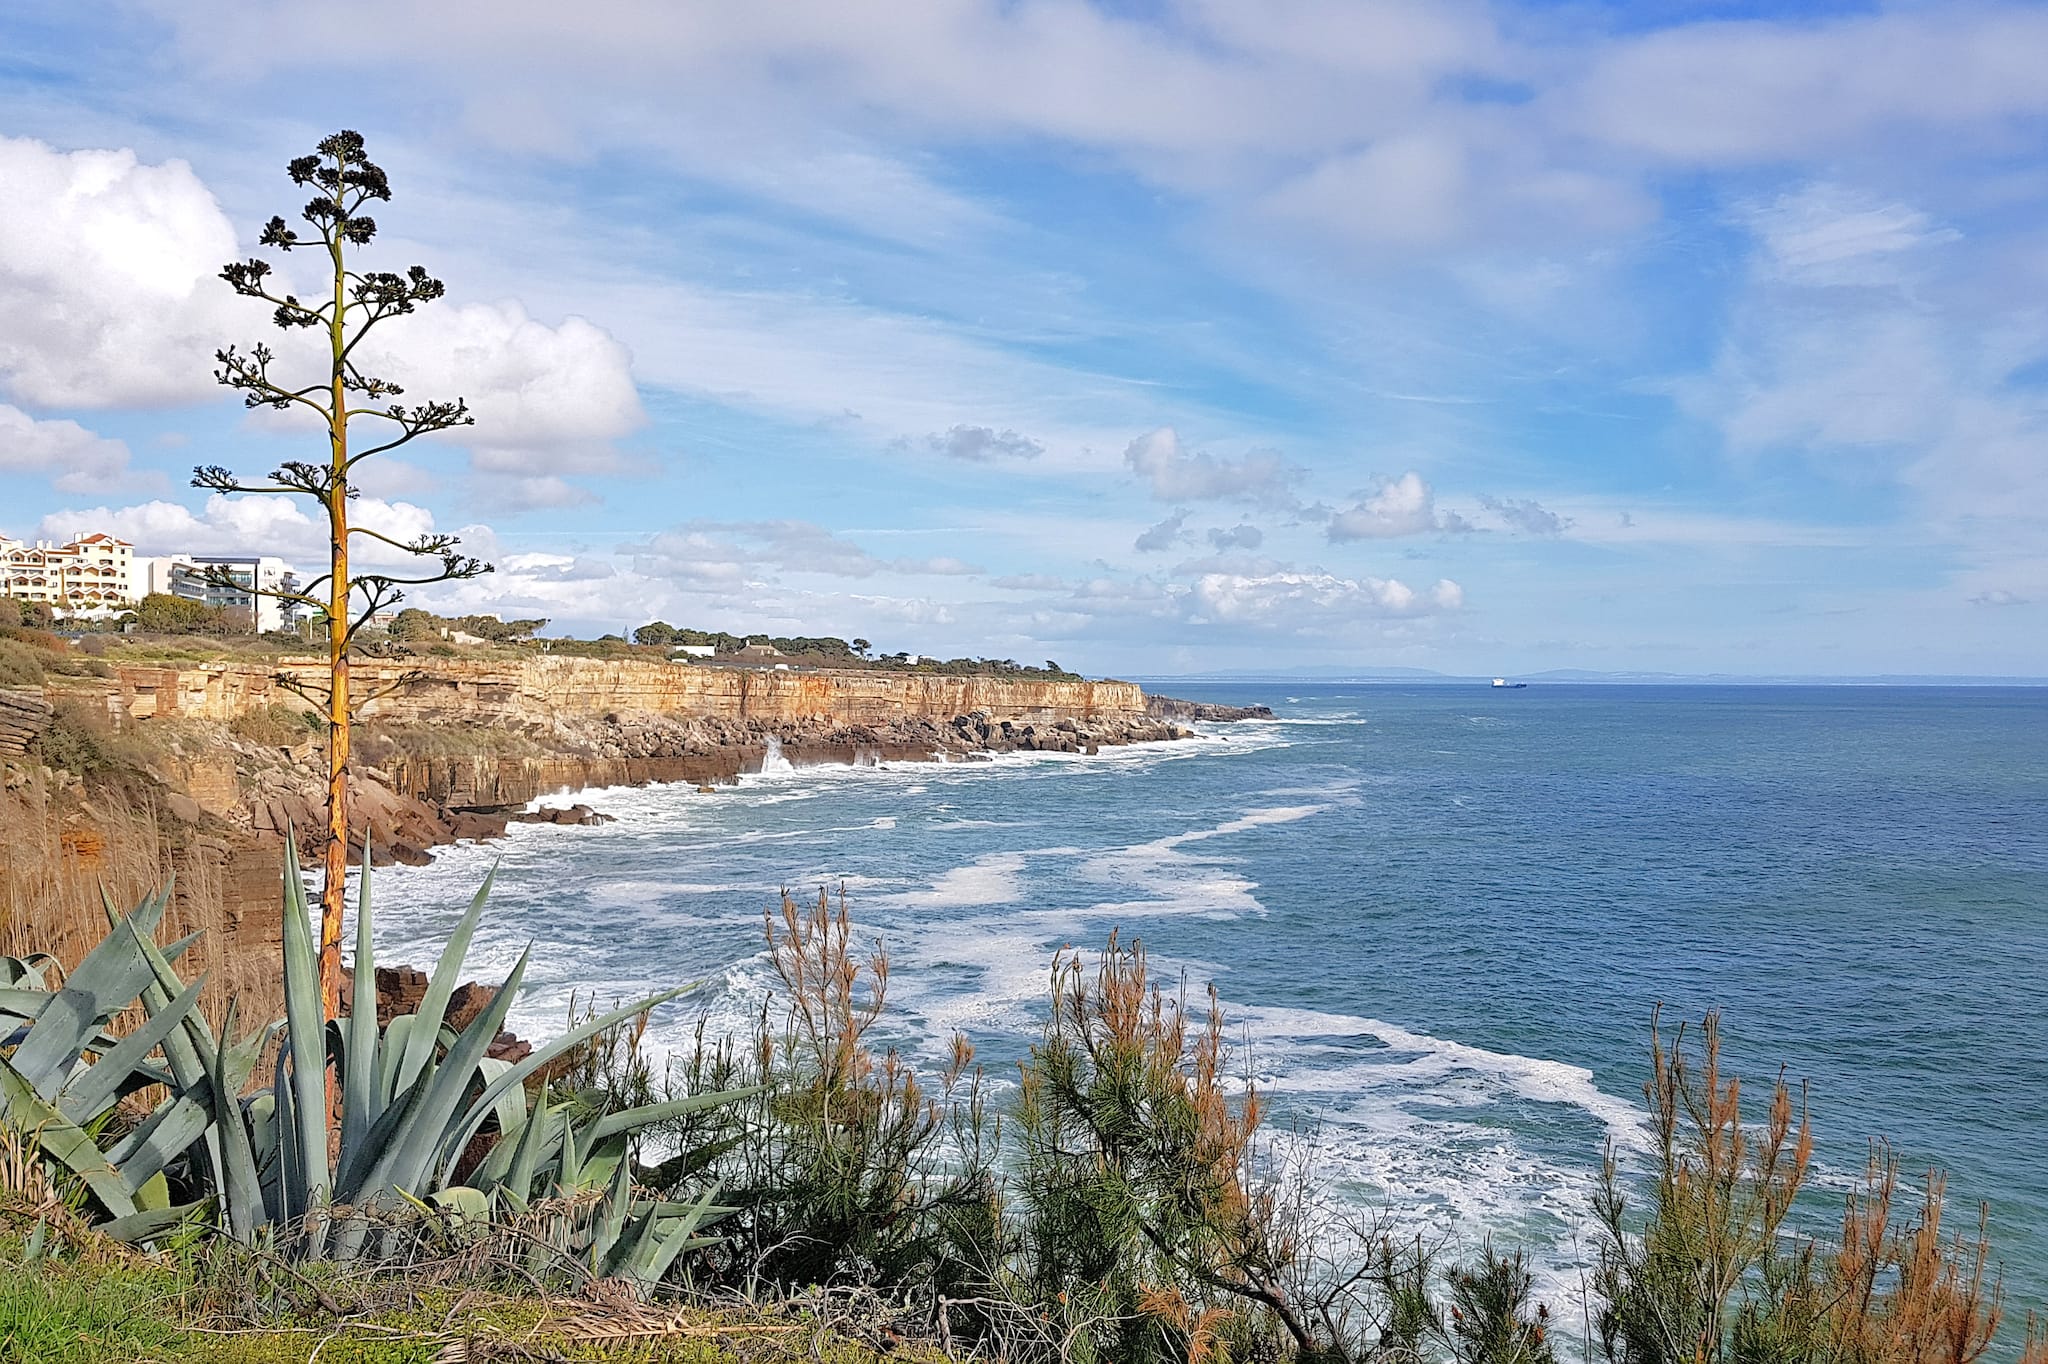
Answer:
[
  {"xmin": 376, "ymin": 1014, "xmax": 416, "ymax": 1107},
  {"xmin": 101, "ymin": 878, "xmax": 174, "ymax": 939},
  {"xmin": 129, "ymin": 919, "xmax": 236, "ymax": 1210},
  {"xmin": 133, "ymin": 923, "xmax": 218, "ymax": 1087},
  {"xmin": 101, "ymin": 1201, "xmax": 206, "ymax": 1245},
  {"xmin": 271, "ymin": 1029, "xmax": 303, "ymax": 1222},
  {"xmin": 498, "ymin": 1093, "xmax": 559, "ymax": 1202},
  {"xmin": 574, "ymin": 1135, "xmax": 626, "ymax": 1194},
  {"xmin": 437, "ymin": 984, "xmax": 696, "ymax": 1190},
  {"xmin": 279, "ymin": 840, "xmax": 331, "ymax": 1206},
  {"xmin": 11, "ymin": 905, "xmax": 177, "ymax": 1099},
  {"xmin": 477, "ymin": 1057, "xmax": 528, "ymax": 1142},
  {"xmin": 134, "ymin": 1169, "xmax": 171, "ymax": 1212},
  {"xmin": 355, "ymin": 947, "xmax": 531, "ymax": 1202},
  {"xmin": 104, "ymin": 1086, "xmax": 214, "ymax": 1187},
  {"xmin": 558, "ymin": 1106, "xmax": 584, "ymax": 1192},
  {"xmin": 0, "ymin": 1053, "xmax": 137, "ymax": 1219},
  {"xmin": 432, "ymin": 1185, "xmax": 493, "ymax": 1227},
  {"xmin": 212, "ymin": 1000, "xmax": 272, "ymax": 1243},
  {"xmin": 584, "ymin": 1087, "xmax": 762, "ymax": 1146},
  {"xmin": 342, "ymin": 838, "xmax": 381, "ymax": 1156},
  {"xmin": 59, "ymin": 973, "xmax": 207, "ymax": 1125},
  {"xmin": 391, "ymin": 864, "xmax": 497, "ymax": 1100},
  {"xmin": 0, "ymin": 986, "xmax": 56, "ymax": 1017},
  {"xmin": 0, "ymin": 953, "xmax": 59, "ymax": 989},
  {"xmin": 589, "ymin": 1150, "xmax": 635, "ymax": 1275},
  {"xmin": 634, "ymin": 1181, "xmax": 725, "ymax": 1290},
  {"xmin": 604, "ymin": 1197, "xmax": 664, "ymax": 1283},
  {"xmin": 335, "ymin": 1066, "xmax": 432, "ymax": 1200}
]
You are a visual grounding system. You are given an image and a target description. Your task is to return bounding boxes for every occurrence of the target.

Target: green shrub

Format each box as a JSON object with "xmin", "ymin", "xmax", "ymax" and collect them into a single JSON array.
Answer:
[
  {"xmin": 0, "ymin": 625, "xmax": 64, "ymax": 652},
  {"xmin": 643, "ymin": 890, "xmax": 1000, "ymax": 1300},
  {"xmin": 0, "ymin": 639, "xmax": 44, "ymax": 687},
  {"xmin": 133, "ymin": 592, "xmax": 228, "ymax": 635},
  {"xmin": 1593, "ymin": 1013, "xmax": 2010, "ymax": 1364},
  {"xmin": 0, "ymin": 598, "xmax": 53, "ymax": 630},
  {"xmin": 28, "ymin": 699, "xmax": 114, "ymax": 774},
  {"xmin": 229, "ymin": 703, "xmax": 319, "ymax": 748}
]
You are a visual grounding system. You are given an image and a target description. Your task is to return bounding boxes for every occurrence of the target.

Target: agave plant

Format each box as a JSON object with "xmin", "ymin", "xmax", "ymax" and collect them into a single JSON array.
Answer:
[
  {"xmin": 1, "ymin": 844, "xmax": 753, "ymax": 1294},
  {"xmin": 0, "ymin": 891, "xmax": 212, "ymax": 1243}
]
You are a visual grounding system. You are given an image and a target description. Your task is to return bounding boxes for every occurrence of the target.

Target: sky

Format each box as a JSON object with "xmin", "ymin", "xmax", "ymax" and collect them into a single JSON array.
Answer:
[{"xmin": 1, "ymin": 1, "xmax": 2045, "ymax": 678}]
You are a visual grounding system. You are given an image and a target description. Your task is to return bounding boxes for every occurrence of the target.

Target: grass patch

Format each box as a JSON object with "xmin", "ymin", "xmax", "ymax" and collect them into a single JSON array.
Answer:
[
  {"xmin": 0, "ymin": 1244, "xmax": 189, "ymax": 1363},
  {"xmin": 0, "ymin": 1225, "xmax": 950, "ymax": 1364}
]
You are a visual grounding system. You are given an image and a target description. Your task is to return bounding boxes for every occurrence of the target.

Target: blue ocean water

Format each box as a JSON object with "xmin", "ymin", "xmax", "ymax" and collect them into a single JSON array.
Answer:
[{"xmin": 367, "ymin": 684, "xmax": 2048, "ymax": 1317}]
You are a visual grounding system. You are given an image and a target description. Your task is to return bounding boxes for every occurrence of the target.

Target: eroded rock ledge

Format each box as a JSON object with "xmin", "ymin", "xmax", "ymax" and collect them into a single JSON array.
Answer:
[
  {"xmin": 28, "ymin": 659, "xmax": 1263, "ymax": 869},
  {"xmin": 1144, "ymin": 695, "xmax": 1275, "ymax": 722}
]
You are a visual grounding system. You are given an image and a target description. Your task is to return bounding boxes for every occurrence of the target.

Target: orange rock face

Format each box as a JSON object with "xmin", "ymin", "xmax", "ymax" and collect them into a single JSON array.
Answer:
[{"xmin": 100, "ymin": 657, "xmax": 1153, "ymax": 729}]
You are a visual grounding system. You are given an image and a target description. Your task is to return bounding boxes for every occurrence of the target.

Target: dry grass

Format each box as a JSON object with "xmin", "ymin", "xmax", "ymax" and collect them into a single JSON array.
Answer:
[{"xmin": 0, "ymin": 767, "xmax": 283, "ymax": 1029}]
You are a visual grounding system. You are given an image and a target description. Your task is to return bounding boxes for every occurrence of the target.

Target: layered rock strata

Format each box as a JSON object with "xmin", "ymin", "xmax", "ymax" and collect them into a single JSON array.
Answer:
[{"xmin": 0, "ymin": 687, "xmax": 53, "ymax": 756}]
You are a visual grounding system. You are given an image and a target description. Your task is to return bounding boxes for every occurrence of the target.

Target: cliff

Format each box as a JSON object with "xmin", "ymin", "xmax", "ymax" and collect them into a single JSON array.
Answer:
[{"xmin": 98, "ymin": 656, "xmax": 1153, "ymax": 729}]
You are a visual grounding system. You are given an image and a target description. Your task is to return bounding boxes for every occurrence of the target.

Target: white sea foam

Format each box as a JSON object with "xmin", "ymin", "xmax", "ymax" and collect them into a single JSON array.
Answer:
[{"xmin": 888, "ymin": 851, "xmax": 1030, "ymax": 908}]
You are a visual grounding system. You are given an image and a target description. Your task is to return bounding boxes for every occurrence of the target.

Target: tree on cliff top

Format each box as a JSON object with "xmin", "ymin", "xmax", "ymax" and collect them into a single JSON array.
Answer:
[
  {"xmin": 134, "ymin": 592, "xmax": 228, "ymax": 635},
  {"xmin": 193, "ymin": 131, "xmax": 490, "ymax": 1024}
]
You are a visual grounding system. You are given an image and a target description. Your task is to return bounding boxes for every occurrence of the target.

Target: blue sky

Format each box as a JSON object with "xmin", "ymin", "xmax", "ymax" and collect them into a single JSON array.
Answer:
[{"xmin": 1, "ymin": 0, "xmax": 2045, "ymax": 676}]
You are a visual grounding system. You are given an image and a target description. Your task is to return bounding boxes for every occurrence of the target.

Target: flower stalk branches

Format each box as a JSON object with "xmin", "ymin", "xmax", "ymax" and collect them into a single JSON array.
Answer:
[{"xmin": 194, "ymin": 130, "xmax": 491, "ymax": 1022}]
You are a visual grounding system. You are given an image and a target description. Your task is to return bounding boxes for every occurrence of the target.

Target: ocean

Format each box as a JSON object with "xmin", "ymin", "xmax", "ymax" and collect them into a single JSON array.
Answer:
[{"xmin": 363, "ymin": 683, "xmax": 2048, "ymax": 1323}]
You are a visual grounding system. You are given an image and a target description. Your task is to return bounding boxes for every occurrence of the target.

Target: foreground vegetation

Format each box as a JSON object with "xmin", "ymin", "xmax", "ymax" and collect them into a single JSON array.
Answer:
[{"xmin": 3, "ymin": 861, "xmax": 2043, "ymax": 1364}]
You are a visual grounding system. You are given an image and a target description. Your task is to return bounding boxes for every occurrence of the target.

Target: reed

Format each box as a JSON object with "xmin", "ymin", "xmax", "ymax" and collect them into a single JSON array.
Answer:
[{"xmin": 0, "ymin": 769, "xmax": 280, "ymax": 1029}]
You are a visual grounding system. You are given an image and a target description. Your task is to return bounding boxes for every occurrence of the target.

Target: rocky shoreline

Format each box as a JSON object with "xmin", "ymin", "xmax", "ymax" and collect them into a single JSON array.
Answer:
[
  {"xmin": 1143, "ymin": 695, "xmax": 1275, "ymax": 722},
  {"xmin": 243, "ymin": 705, "xmax": 1214, "ymax": 867}
]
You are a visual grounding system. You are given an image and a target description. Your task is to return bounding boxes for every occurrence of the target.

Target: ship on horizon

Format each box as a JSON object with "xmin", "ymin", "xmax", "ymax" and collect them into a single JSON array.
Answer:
[{"xmin": 1491, "ymin": 677, "xmax": 1528, "ymax": 689}]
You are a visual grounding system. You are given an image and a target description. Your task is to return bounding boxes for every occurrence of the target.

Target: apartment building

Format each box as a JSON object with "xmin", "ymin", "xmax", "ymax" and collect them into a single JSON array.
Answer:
[
  {"xmin": 144, "ymin": 554, "xmax": 304, "ymax": 633},
  {"xmin": 0, "ymin": 531, "xmax": 138, "ymax": 617}
]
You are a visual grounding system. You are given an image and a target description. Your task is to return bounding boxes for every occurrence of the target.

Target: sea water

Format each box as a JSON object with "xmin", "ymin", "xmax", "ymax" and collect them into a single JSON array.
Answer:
[{"xmin": 361, "ymin": 684, "xmax": 2048, "ymax": 1320}]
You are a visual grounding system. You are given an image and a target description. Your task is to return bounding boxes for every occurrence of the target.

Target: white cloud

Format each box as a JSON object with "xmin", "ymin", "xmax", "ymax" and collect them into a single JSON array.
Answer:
[
  {"xmin": 0, "ymin": 134, "xmax": 646, "ymax": 502},
  {"xmin": 1259, "ymin": 122, "xmax": 1650, "ymax": 252},
  {"xmin": 1327, "ymin": 472, "xmax": 1447, "ymax": 540},
  {"xmin": 0, "ymin": 135, "xmax": 238, "ymax": 408},
  {"xmin": 474, "ymin": 475, "xmax": 601, "ymax": 512},
  {"xmin": 626, "ymin": 519, "xmax": 984, "ymax": 583},
  {"xmin": 989, "ymin": 572, "xmax": 1071, "ymax": 591},
  {"xmin": 119, "ymin": 2, "xmax": 2048, "ymax": 267},
  {"xmin": 922, "ymin": 424, "xmax": 1044, "ymax": 462},
  {"xmin": 1124, "ymin": 427, "xmax": 1301, "ymax": 503},
  {"xmin": 1564, "ymin": 8, "xmax": 2048, "ymax": 165},
  {"xmin": 1475, "ymin": 494, "xmax": 1569, "ymax": 536},
  {"xmin": 1134, "ymin": 509, "xmax": 1192, "ymax": 553},
  {"xmin": 1188, "ymin": 569, "xmax": 1462, "ymax": 625},
  {"xmin": 37, "ymin": 494, "xmax": 443, "ymax": 568},
  {"xmin": 1685, "ymin": 180, "xmax": 2048, "ymax": 534},
  {"xmin": 0, "ymin": 405, "xmax": 156, "ymax": 495},
  {"xmin": 1207, "ymin": 522, "xmax": 1264, "ymax": 550},
  {"xmin": 1736, "ymin": 184, "xmax": 1960, "ymax": 287},
  {"xmin": 357, "ymin": 301, "xmax": 646, "ymax": 475}
]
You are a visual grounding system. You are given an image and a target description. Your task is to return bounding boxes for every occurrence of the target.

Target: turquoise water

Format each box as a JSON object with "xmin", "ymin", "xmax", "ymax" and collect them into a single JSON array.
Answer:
[{"xmin": 368, "ymin": 684, "xmax": 2048, "ymax": 1317}]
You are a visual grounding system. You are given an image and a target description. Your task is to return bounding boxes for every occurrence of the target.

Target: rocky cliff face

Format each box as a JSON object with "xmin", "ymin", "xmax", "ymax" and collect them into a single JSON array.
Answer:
[
  {"xmin": 1144, "ymin": 695, "xmax": 1274, "ymax": 722},
  {"xmin": 68, "ymin": 658, "xmax": 1193, "ymax": 868},
  {"xmin": 0, "ymin": 687, "xmax": 52, "ymax": 756},
  {"xmin": 104, "ymin": 656, "xmax": 1153, "ymax": 729}
]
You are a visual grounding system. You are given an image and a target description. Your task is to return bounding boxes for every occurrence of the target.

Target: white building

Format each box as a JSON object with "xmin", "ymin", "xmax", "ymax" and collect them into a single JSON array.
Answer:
[
  {"xmin": 0, "ymin": 531, "xmax": 138, "ymax": 617},
  {"xmin": 672, "ymin": 644, "xmax": 716, "ymax": 658},
  {"xmin": 153, "ymin": 554, "xmax": 304, "ymax": 634}
]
